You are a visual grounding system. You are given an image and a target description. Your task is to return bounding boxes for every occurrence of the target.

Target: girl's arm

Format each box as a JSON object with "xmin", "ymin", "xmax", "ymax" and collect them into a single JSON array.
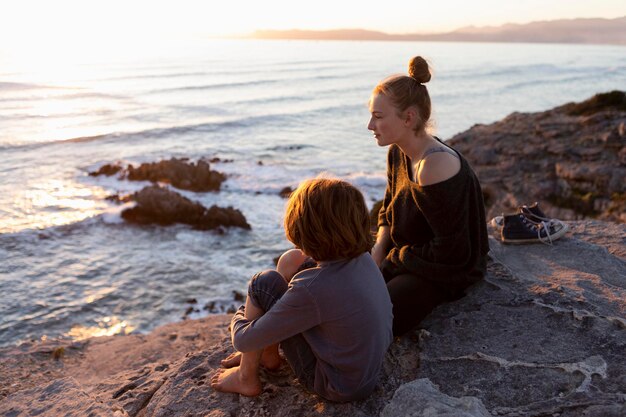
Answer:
[{"xmin": 371, "ymin": 225, "xmax": 391, "ymax": 267}]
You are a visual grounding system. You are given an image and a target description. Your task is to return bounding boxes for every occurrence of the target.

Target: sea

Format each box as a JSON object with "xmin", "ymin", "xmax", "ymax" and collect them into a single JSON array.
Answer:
[{"xmin": 1, "ymin": 39, "xmax": 625, "ymax": 347}]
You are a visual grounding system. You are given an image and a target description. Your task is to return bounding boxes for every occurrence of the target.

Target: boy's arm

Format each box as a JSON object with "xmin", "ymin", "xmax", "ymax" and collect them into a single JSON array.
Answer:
[{"xmin": 231, "ymin": 285, "xmax": 320, "ymax": 353}]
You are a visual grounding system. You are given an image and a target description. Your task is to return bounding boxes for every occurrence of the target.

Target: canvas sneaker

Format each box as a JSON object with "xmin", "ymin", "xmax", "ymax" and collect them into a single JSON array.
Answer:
[
  {"xmin": 500, "ymin": 212, "xmax": 568, "ymax": 245},
  {"xmin": 491, "ymin": 202, "xmax": 568, "ymax": 236}
]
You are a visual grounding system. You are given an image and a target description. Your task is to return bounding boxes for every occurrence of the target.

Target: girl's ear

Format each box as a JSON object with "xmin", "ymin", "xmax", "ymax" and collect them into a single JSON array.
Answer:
[{"xmin": 403, "ymin": 107, "xmax": 418, "ymax": 127}]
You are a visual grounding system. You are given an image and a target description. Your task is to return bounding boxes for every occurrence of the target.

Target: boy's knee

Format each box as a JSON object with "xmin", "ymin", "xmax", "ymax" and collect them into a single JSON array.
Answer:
[
  {"xmin": 250, "ymin": 270, "xmax": 285, "ymax": 288},
  {"xmin": 277, "ymin": 249, "xmax": 309, "ymax": 280},
  {"xmin": 248, "ymin": 270, "xmax": 288, "ymax": 312}
]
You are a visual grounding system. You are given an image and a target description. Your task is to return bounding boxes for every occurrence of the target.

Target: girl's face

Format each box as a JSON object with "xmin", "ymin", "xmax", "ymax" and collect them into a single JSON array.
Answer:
[{"xmin": 367, "ymin": 93, "xmax": 411, "ymax": 147}]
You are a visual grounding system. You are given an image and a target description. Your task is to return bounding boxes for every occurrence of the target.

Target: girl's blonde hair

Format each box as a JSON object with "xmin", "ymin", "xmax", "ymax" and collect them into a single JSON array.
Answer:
[{"xmin": 373, "ymin": 56, "xmax": 432, "ymax": 133}]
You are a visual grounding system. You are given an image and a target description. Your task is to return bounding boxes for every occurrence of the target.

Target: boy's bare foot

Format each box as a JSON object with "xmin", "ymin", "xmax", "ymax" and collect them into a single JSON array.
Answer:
[
  {"xmin": 221, "ymin": 349, "xmax": 283, "ymax": 370},
  {"xmin": 220, "ymin": 351, "xmax": 242, "ymax": 368},
  {"xmin": 210, "ymin": 366, "xmax": 262, "ymax": 397}
]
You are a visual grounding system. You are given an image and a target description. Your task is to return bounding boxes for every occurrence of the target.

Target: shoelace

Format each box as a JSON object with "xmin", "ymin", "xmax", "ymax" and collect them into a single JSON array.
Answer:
[
  {"xmin": 521, "ymin": 216, "xmax": 554, "ymax": 245},
  {"xmin": 537, "ymin": 221, "xmax": 554, "ymax": 245}
]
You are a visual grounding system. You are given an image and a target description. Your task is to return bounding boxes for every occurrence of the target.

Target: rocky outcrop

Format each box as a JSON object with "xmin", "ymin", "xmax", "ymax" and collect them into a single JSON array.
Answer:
[
  {"xmin": 90, "ymin": 158, "xmax": 226, "ymax": 192},
  {"xmin": 279, "ymin": 186, "xmax": 293, "ymax": 198},
  {"xmin": 448, "ymin": 91, "xmax": 626, "ymax": 223},
  {"xmin": 121, "ymin": 185, "xmax": 250, "ymax": 230},
  {"xmin": 1, "ymin": 220, "xmax": 624, "ymax": 416}
]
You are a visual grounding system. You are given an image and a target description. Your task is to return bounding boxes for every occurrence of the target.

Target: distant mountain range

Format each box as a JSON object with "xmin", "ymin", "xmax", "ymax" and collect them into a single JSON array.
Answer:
[{"xmin": 246, "ymin": 17, "xmax": 626, "ymax": 45}]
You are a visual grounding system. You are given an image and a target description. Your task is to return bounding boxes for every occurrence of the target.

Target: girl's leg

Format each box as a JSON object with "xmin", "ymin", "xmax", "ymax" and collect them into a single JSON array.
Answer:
[
  {"xmin": 386, "ymin": 273, "xmax": 451, "ymax": 337},
  {"xmin": 210, "ymin": 296, "xmax": 264, "ymax": 396}
]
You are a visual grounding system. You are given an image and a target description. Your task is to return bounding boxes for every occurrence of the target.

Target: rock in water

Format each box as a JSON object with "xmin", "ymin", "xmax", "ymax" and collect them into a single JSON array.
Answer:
[
  {"xmin": 126, "ymin": 158, "xmax": 226, "ymax": 192},
  {"xmin": 122, "ymin": 185, "xmax": 250, "ymax": 230},
  {"xmin": 90, "ymin": 158, "xmax": 227, "ymax": 192},
  {"xmin": 88, "ymin": 162, "xmax": 123, "ymax": 177}
]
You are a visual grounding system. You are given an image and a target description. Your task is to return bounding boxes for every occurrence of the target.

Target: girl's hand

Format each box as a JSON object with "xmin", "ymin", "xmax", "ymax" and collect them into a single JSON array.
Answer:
[
  {"xmin": 372, "ymin": 226, "xmax": 391, "ymax": 267},
  {"xmin": 371, "ymin": 244, "xmax": 386, "ymax": 267}
]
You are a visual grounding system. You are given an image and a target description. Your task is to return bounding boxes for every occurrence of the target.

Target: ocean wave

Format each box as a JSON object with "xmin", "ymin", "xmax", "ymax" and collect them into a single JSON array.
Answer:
[
  {"xmin": 146, "ymin": 73, "xmax": 346, "ymax": 95},
  {"xmin": 0, "ymin": 81, "xmax": 59, "ymax": 91},
  {"xmin": 0, "ymin": 103, "xmax": 365, "ymax": 152},
  {"xmin": 441, "ymin": 64, "xmax": 562, "ymax": 80},
  {"xmin": 95, "ymin": 63, "xmax": 347, "ymax": 83},
  {"xmin": 501, "ymin": 72, "xmax": 608, "ymax": 91},
  {"xmin": 99, "ymin": 71, "xmax": 212, "ymax": 81},
  {"xmin": 266, "ymin": 143, "xmax": 315, "ymax": 152},
  {"xmin": 148, "ymin": 79, "xmax": 282, "ymax": 94},
  {"xmin": 0, "ymin": 90, "xmax": 126, "ymax": 102}
]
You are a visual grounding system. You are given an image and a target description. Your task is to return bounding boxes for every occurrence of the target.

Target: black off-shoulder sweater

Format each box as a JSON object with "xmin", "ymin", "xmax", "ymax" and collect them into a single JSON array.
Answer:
[{"xmin": 378, "ymin": 141, "xmax": 489, "ymax": 294}]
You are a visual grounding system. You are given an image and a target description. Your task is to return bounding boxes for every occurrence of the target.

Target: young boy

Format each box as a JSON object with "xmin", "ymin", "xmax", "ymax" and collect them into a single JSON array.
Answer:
[{"xmin": 210, "ymin": 178, "xmax": 393, "ymax": 402}]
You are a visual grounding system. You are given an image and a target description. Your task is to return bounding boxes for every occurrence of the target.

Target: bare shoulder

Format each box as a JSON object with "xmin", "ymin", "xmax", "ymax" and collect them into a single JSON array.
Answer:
[{"xmin": 417, "ymin": 152, "xmax": 461, "ymax": 186}]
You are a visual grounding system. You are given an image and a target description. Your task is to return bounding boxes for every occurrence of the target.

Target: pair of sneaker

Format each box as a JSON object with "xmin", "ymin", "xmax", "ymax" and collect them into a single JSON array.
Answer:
[{"xmin": 491, "ymin": 202, "xmax": 568, "ymax": 245}]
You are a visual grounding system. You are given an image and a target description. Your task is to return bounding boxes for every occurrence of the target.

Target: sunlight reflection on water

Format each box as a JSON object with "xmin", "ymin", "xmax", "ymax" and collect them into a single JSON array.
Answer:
[
  {"xmin": 6, "ymin": 179, "xmax": 111, "ymax": 233},
  {"xmin": 66, "ymin": 316, "xmax": 135, "ymax": 341}
]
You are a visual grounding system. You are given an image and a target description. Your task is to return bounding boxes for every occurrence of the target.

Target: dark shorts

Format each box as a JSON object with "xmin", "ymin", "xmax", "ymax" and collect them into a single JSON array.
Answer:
[{"xmin": 247, "ymin": 270, "xmax": 316, "ymax": 391}]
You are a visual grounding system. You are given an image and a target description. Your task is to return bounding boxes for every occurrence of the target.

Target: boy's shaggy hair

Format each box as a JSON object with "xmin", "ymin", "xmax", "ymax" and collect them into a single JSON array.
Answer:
[{"xmin": 284, "ymin": 178, "xmax": 373, "ymax": 261}]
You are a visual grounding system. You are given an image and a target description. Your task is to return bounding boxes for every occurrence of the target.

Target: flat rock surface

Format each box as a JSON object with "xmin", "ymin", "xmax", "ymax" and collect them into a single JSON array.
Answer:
[
  {"xmin": 415, "ymin": 223, "xmax": 626, "ymax": 416},
  {"xmin": 1, "ymin": 221, "xmax": 624, "ymax": 416}
]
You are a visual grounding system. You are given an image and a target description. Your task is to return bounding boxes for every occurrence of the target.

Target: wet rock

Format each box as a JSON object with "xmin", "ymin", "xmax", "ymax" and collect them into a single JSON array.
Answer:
[
  {"xmin": 232, "ymin": 290, "xmax": 245, "ymax": 302},
  {"xmin": 202, "ymin": 301, "xmax": 218, "ymax": 313},
  {"xmin": 207, "ymin": 157, "xmax": 234, "ymax": 163},
  {"xmin": 279, "ymin": 186, "xmax": 293, "ymax": 198},
  {"xmin": 121, "ymin": 185, "xmax": 250, "ymax": 230},
  {"xmin": 89, "ymin": 162, "xmax": 124, "ymax": 177},
  {"xmin": 105, "ymin": 193, "xmax": 132, "ymax": 204},
  {"xmin": 91, "ymin": 158, "xmax": 227, "ymax": 192},
  {"xmin": 448, "ymin": 90, "xmax": 626, "ymax": 223},
  {"xmin": 127, "ymin": 158, "xmax": 226, "ymax": 192}
]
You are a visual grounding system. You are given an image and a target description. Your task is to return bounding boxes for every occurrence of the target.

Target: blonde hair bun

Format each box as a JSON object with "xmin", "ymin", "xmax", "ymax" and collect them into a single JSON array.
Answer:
[{"xmin": 408, "ymin": 56, "xmax": 431, "ymax": 83}]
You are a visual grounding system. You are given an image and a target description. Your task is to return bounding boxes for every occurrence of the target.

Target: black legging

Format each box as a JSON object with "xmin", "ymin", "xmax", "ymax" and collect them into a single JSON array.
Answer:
[{"xmin": 385, "ymin": 273, "xmax": 453, "ymax": 337}]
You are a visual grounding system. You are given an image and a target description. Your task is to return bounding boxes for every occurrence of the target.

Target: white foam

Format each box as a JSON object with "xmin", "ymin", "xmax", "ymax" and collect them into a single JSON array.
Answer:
[{"xmin": 101, "ymin": 203, "xmax": 133, "ymax": 224}]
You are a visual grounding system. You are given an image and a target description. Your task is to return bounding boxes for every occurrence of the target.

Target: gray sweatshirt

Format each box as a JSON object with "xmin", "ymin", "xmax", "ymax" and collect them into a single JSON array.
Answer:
[{"xmin": 231, "ymin": 252, "xmax": 393, "ymax": 402}]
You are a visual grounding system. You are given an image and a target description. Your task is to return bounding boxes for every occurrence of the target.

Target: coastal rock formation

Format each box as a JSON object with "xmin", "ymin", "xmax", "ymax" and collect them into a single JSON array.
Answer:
[
  {"xmin": 448, "ymin": 91, "xmax": 626, "ymax": 223},
  {"xmin": 279, "ymin": 186, "xmax": 293, "ymax": 198},
  {"xmin": 121, "ymin": 185, "xmax": 250, "ymax": 230},
  {"xmin": 1, "ymin": 220, "xmax": 624, "ymax": 416},
  {"xmin": 90, "ymin": 158, "xmax": 226, "ymax": 192}
]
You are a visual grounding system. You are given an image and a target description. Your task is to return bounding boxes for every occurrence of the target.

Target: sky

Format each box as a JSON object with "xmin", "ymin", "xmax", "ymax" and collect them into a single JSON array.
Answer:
[
  {"xmin": 1, "ymin": 0, "xmax": 625, "ymax": 39},
  {"xmin": 0, "ymin": 0, "xmax": 624, "ymax": 62}
]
